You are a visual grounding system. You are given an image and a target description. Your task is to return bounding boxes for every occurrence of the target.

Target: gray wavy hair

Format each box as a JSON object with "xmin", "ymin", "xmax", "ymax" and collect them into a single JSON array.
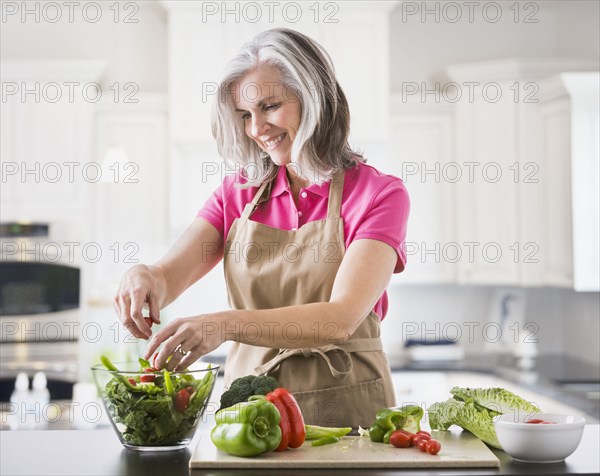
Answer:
[{"xmin": 211, "ymin": 27, "xmax": 364, "ymax": 186}]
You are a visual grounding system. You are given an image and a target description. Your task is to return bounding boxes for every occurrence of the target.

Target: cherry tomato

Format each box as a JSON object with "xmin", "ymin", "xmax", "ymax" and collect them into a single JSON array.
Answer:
[
  {"xmin": 390, "ymin": 430, "xmax": 411, "ymax": 448},
  {"xmin": 140, "ymin": 370, "xmax": 156, "ymax": 383},
  {"xmin": 417, "ymin": 439, "xmax": 429, "ymax": 452},
  {"xmin": 426, "ymin": 439, "xmax": 441, "ymax": 455},
  {"xmin": 186, "ymin": 386, "xmax": 195, "ymax": 395},
  {"xmin": 127, "ymin": 378, "xmax": 136, "ymax": 386},
  {"xmin": 174, "ymin": 389, "xmax": 190, "ymax": 413},
  {"xmin": 409, "ymin": 434, "xmax": 421, "ymax": 447},
  {"xmin": 416, "ymin": 431, "xmax": 431, "ymax": 437}
]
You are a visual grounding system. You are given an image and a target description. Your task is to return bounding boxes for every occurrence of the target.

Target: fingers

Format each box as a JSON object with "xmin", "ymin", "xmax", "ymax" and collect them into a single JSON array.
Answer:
[
  {"xmin": 174, "ymin": 346, "xmax": 200, "ymax": 371},
  {"xmin": 144, "ymin": 321, "xmax": 177, "ymax": 364},
  {"xmin": 163, "ymin": 344, "xmax": 189, "ymax": 371},
  {"xmin": 148, "ymin": 291, "xmax": 161, "ymax": 325},
  {"xmin": 130, "ymin": 292, "xmax": 152, "ymax": 339},
  {"xmin": 114, "ymin": 293, "xmax": 146, "ymax": 340}
]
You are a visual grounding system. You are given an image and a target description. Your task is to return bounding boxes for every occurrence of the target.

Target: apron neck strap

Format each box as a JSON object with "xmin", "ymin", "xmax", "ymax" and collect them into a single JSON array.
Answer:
[
  {"xmin": 327, "ymin": 169, "xmax": 345, "ymax": 219},
  {"xmin": 240, "ymin": 179, "xmax": 271, "ymax": 222}
]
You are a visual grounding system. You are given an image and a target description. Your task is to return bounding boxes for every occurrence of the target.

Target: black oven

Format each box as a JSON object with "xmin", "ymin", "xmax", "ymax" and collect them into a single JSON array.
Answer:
[{"xmin": 0, "ymin": 223, "xmax": 80, "ymax": 402}]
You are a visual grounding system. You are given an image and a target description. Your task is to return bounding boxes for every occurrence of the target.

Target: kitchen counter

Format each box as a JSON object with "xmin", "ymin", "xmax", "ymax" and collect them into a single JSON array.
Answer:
[
  {"xmin": 1, "ymin": 426, "xmax": 599, "ymax": 476},
  {"xmin": 386, "ymin": 353, "xmax": 600, "ymax": 421}
]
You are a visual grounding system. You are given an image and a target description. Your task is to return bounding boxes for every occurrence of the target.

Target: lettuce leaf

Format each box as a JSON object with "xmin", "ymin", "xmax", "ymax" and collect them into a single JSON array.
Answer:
[
  {"xmin": 428, "ymin": 398, "xmax": 502, "ymax": 449},
  {"xmin": 450, "ymin": 386, "xmax": 540, "ymax": 415},
  {"xmin": 428, "ymin": 387, "xmax": 542, "ymax": 450}
]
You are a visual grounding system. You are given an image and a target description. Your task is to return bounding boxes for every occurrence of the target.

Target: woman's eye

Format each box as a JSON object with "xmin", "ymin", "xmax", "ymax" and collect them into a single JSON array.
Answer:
[
  {"xmin": 265, "ymin": 103, "xmax": 279, "ymax": 111},
  {"xmin": 241, "ymin": 112, "xmax": 250, "ymax": 120}
]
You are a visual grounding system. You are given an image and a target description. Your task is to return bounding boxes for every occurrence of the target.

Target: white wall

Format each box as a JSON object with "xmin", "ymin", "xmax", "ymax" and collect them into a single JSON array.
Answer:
[
  {"xmin": 389, "ymin": 0, "xmax": 600, "ymax": 87},
  {"xmin": 0, "ymin": 1, "xmax": 167, "ymax": 92}
]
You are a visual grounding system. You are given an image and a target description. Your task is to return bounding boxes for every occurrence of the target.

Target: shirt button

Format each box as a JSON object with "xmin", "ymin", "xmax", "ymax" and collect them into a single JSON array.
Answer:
[
  {"xmin": 300, "ymin": 191, "xmax": 307, "ymax": 199},
  {"xmin": 298, "ymin": 211, "xmax": 303, "ymax": 217}
]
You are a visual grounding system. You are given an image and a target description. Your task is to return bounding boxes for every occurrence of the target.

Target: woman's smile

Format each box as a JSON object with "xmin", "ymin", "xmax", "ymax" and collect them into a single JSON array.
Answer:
[{"xmin": 262, "ymin": 132, "xmax": 287, "ymax": 150}]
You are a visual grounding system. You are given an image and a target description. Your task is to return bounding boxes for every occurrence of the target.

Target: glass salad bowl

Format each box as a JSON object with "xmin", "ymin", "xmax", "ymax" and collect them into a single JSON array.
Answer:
[{"xmin": 92, "ymin": 359, "xmax": 219, "ymax": 451}]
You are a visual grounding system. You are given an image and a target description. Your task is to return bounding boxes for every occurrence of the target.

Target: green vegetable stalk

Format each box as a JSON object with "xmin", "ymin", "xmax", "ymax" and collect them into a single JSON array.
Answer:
[
  {"xmin": 100, "ymin": 355, "xmax": 140, "ymax": 392},
  {"xmin": 311, "ymin": 436, "xmax": 340, "ymax": 447},
  {"xmin": 305, "ymin": 425, "xmax": 352, "ymax": 440},
  {"xmin": 211, "ymin": 399, "xmax": 282, "ymax": 457},
  {"xmin": 163, "ymin": 370, "xmax": 174, "ymax": 396},
  {"xmin": 369, "ymin": 405, "xmax": 424, "ymax": 443}
]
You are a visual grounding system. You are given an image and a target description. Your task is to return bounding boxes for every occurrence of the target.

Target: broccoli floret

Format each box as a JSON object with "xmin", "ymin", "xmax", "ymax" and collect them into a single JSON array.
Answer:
[
  {"xmin": 219, "ymin": 375, "xmax": 279, "ymax": 410},
  {"xmin": 250, "ymin": 376, "xmax": 279, "ymax": 396}
]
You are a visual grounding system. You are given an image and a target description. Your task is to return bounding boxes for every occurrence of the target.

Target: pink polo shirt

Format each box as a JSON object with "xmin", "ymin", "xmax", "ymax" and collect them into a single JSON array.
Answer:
[{"xmin": 197, "ymin": 162, "xmax": 410, "ymax": 319}]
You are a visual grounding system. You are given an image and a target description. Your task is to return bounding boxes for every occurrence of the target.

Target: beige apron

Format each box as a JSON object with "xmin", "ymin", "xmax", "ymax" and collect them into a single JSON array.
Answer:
[{"xmin": 222, "ymin": 167, "xmax": 396, "ymax": 427}]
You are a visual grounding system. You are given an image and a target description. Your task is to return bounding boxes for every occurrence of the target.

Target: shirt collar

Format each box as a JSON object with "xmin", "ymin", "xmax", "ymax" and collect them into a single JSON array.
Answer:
[{"xmin": 270, "ymin": 165, "xmax": 333, "ymax": 198}]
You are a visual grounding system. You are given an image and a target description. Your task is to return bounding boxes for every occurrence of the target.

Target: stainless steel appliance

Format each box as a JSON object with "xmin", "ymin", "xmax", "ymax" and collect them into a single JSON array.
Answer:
[{"xmin": 0, "ymin": 223, "xmax": 80, "ymax": 401}]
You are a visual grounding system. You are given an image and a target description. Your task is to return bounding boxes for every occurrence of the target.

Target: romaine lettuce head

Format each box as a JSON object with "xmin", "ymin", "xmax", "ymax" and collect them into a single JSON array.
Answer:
[
  {"xmin": 450, "ymin": 386, "xmax": 540, "ymax": 415},
  {"xmin": 428, "ymin": 398, "xmax": 502, "ymax": 449}
]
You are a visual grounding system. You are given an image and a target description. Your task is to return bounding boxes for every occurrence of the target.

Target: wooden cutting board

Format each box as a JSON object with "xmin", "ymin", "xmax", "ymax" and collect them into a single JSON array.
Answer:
[{"xmin": 190, "ymin": 428, "xmax": 500, "ymax": 469}]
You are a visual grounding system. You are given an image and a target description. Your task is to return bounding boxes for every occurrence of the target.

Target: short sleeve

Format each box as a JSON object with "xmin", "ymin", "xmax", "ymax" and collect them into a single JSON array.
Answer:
[
  {"xmin": 353, "ymin": 179, "xmax": 410, "ymax": 273},
  {"xmin": 196, "ymin": 182, "xmax": 226, "ymax": 236}
]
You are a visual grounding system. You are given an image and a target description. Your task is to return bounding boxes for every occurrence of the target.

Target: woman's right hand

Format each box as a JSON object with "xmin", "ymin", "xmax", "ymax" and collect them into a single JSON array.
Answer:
[{"xmin": 114, "ymin": 264, "xmax": 162, "ymax": 340}]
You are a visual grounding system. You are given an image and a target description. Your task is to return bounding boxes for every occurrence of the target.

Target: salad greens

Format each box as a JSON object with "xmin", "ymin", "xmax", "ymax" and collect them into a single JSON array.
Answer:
[
  {"xmin": 100, "ymin": 356, "xmax": 214, "ymax": 446},
  {"xmin": 428, "ymin": 386, "xmax": 541, "ymax": 449}
]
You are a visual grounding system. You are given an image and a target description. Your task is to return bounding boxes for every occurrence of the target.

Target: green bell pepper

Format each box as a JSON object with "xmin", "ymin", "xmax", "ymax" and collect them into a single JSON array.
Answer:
[
  {"xmin": 368, "ymin": 405, "xmax": 424, "ymax": 443},
  {"xmin": 211, "ymin": 399, "xmax": 282, "ymax": 457}
]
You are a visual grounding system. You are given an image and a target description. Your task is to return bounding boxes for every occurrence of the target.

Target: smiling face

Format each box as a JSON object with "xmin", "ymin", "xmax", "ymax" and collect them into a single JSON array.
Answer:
[{"xmin": 233, "ymin": 65, "xmax": 302, "ymax": 166}]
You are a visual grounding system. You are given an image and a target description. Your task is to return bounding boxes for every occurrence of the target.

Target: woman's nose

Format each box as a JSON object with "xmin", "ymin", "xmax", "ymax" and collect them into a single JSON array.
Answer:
[{"xmin": 249, "ymin": 113, "xmax": 268, "ymax": 138}]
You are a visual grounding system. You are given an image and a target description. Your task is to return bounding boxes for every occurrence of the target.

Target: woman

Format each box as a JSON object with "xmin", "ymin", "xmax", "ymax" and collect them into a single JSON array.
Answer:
[{"xmin": 114, "ymin": 28, "xmax": 409, "ymax": 427}]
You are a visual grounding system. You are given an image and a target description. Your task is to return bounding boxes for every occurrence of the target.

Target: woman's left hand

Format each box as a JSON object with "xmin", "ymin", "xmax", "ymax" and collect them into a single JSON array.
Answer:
[{"xmin": 143, "ymin": 313, "xmax": 226, "ymax": 371}]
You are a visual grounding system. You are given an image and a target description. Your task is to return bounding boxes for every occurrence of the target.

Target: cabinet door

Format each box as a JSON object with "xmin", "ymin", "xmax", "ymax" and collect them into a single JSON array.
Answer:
[
  {"xmin": 454, "ymin": 87, "xmax": 521, "ymax": 284},
  {"xmin": 538, "ymin": 98, "xmax": 574, "ymax": 287},
  {"xmin": 0, "ymin": 92, "xmax": 94, "ymax": 220},
  {"xmin": 389, "ymin": 111, "xmax": 457, "ymax": 284}
]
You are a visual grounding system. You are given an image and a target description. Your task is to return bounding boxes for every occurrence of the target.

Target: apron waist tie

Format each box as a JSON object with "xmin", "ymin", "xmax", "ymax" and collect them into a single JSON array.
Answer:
[{"xmin": 254, "ymin": 337, "xmax": 383, "ymax": 380}]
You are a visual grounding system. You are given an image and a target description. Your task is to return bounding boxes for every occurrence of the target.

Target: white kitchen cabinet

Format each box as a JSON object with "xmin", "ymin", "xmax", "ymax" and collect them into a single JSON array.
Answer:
[
  {"xmin": 410, "ymin": 60, "xmax": 597, "ymax": 285},
  {"xmin": 0, "ymin": 61, "xmax": 105, "ymax": 224},
  {"xmin": 389, "ymin": 98, "xmax": 457, "ymax": 284},
  {"xmin": 537, "ymin": 73, "xmax": 600, "ymax": 291}
]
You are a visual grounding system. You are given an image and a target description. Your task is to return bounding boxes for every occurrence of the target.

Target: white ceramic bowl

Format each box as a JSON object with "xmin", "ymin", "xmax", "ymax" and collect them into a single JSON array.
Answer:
[{"xmin": 494, "ymin": 413, "xmax": 585, "ymax": 463}]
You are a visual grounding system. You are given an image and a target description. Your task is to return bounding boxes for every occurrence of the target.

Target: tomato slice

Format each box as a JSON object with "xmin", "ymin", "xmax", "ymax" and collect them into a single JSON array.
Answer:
[
  {"xmin": 390, "ymin": 430, "xmax": 411, "ymax": 448},
  {"xmin": 140, "ymin": 374, "xmax": 155, "ymax": 383},
  {"xmin": 127, "ymin": 378, "xmax": 137, "ymax": 386},
  {"xmin": 426, "ymin": 439, "xmax": 441, "ymax": 455},
  {"xmin": 174, "ymin": 389, "xmax": 190, "ymax": 413},
  {"xmin": 526, "ymin": 419, "xmax": 545, "ymax": 424}
]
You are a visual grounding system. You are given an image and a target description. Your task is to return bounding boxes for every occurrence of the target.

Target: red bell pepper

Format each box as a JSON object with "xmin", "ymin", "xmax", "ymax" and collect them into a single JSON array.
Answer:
[{"xmin": 264, "ymin": 387, "xmax": 306, "ymax": 451}]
